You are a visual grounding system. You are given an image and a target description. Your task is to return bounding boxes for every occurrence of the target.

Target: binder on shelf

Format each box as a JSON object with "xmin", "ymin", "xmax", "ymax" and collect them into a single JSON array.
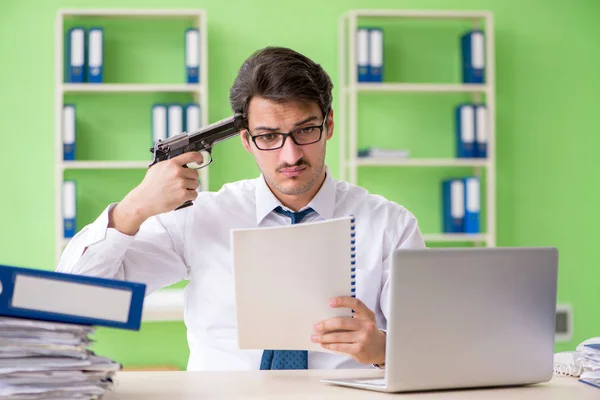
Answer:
[
  {"xmin": 461, "ymin": 30, "xmax": 485, "ymax": 84},
  {"xmin": 87, "ymin": 27, "xmax": 103, "ymax": 83},
  {"xmin": 475, "ymin": 104, "xmax": 488, "ymax": 158},
  {"xmin": 151, "ymin": 104, "xmax": 167, "ymax": 145},
  {"xmin": 185, "ymin": 103, "xmax": 201, "ymax": 132},
  {"xmin": 62, "ymin": 180, "xmax": 76, "ymax": 239},
  {"xmin": 0, "ymin": 264, "xmax": 146, "ymax": 330},
  {"xmin": 185, "ymin": 28, "xmax": 199, "ymax": 84},
  {"xmin": 66, "ymin": 27, "xmax": 85, "ymax": 83},
  {"xmin": 464, "ymin": 177, "xmax": 481, "ymax": 233},
  {"xmin": 167, "ymin": 104, "xmax": 183, "ymax": 138},
  {"xmin": 442, "ymin": 179, "xmax": 465, "ymax": 233},
  {"xmin": 356, "ymin": 28, "xmax": 369, "ymax": 82},
  {"xmin": 455, "ymin": 104, "xmax": 476, "ymax": 158},
  {"xmin": 368, "ymin": 28, "xmax": 383, "ymax": 82},
  {"xmin": 62, "ymin": 104, "xmax": 76, "ymax": 161}
]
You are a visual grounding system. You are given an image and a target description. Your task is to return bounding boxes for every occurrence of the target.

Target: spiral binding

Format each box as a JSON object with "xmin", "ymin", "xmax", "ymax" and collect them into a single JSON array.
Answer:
[{"xmin": 350, "ymin": 216, "xmax": 356, "ymax": 301}]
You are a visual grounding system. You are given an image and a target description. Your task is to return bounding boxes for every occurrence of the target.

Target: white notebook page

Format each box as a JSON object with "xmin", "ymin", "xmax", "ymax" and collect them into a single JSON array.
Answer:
[{"xmin": 232, "ymin": 216, "xmax": 354, "ymax": 351}]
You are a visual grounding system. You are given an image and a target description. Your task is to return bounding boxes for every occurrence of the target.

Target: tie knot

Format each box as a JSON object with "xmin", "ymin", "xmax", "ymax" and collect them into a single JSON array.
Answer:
[{"xmin": 274, "ymin": 206, "xmax": 314, "ymax": 224}]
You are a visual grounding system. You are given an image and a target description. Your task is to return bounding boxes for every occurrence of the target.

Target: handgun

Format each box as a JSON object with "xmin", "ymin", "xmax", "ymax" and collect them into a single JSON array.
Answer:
[{"xmin": 149, "ymin": 113, "xmax": 244, "ymax": 210}]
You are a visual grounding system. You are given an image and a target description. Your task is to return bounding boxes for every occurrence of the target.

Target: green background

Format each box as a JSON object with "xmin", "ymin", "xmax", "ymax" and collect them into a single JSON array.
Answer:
[{"xmin": 1, "ymin": 0, "xmax": 598, "ymax": 370}]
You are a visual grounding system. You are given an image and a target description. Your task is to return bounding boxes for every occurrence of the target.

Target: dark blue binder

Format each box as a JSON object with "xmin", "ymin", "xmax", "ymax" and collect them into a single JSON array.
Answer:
[
  {"xmin": 460, "ymin": 30, "xmax": 485, "ymax": 84},
  {"xmin": 464, "ymin": 177, "xmax": 480, "ymax": 233},
  {"xmin": 357, "ymin": 28, "xmax": 370, "ymax": 82},
  {"xmin": 66, "ymin": 27, "xmax": 85, "ymax": 83},
  {"xmin": 442, "ymin": 179, "xmax": 465, "ymax": 233},
  {"xmin": 475, "ymin": 104, "xmax": 488, "ymax": 158},
  {"xmin": 87, "ymin": 27, "xmax": 103, "ymax": 83},
  {"xmin": 455, "ymin": 104, "xmax": 476, "ymax": 158},
  {"xmin": 0, "ymin": 264, "xmax": 146, "ymax": 330},
  {"xmin": 63, "ymin": 105, "xmax": 76, "ymax": 160},
  {"xmin": 368, "ymin": 28, "xmax": 383, "ymax": 82},
  {"xmin": 185, "ymin": 28, "xmax": 199, "ymax": 84}
]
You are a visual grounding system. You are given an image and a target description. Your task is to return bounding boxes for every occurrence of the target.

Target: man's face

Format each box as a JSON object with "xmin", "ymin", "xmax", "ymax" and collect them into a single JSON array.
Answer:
[{"xmin": 241, "ymin": 97, "xmax": 334, "ymax": 197}]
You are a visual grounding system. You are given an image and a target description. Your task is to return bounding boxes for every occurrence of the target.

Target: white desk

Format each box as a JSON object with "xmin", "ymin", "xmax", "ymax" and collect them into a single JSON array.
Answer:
[{"xmin": 104, "ymin": 369, "xmax": 597, "ymax": 399}]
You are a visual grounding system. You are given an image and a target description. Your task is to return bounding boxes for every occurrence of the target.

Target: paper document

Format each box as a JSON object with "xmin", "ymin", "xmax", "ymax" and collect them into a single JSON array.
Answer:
[{"xmin": 232, "ymin": 216, "xmax": 355, "ymax": 352}]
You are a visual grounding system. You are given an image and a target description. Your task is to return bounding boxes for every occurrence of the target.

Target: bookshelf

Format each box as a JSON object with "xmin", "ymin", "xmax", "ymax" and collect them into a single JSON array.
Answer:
[
  {"xmin": 338, "ymin": 9, "xmax": 496, "ymax": 247},
  {"xmin": 54, "ymin": 9, "xmax": 206, "ymax": 321}
]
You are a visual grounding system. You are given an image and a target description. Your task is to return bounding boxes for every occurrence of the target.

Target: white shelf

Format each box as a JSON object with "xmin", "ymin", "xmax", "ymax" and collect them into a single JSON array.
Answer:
[
  {"xmin": 339, "ymin": 10, "xmax": 496, "ymax": 247},
  {"xmin": 60, "ymin": 9, "xmax": 204, "ymax": 18},
  {"xmin": 355, "ymin": 158, "xmax": 489, "ymax": 167},
  {"xmin": 55, "ymin": 9, "xmax": 209, "ymax": 266},
  {"xmin": 349, "ymin": 83, "xmax": 489, "ymax": 93},
  {"xmin": 423, "ymin": 233, "xmax": 488, "ymax": 243},
  {"xmin": 142, "ymin": 289, "xmax": 185, "ymax": 322},
  {"xmin": 348, "ymin": 9, "xmax": 491, "ymax": 19},
  {"xmin": 61, "ymin": 84, "xmax": 202, "ymax": 93},
  {"xmin": 61, "ymin": 161, "xmax": 150, "ymax": 170}
]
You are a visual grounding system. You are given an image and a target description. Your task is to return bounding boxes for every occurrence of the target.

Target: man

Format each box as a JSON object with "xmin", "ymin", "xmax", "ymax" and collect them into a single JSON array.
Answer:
[{"xmin": 57, "ymin": 47, "xmax": 426, "ymax": 371}]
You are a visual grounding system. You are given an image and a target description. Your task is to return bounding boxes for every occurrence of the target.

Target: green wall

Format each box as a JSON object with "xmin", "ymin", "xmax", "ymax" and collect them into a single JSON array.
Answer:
[{"xmin": 1, "ymin": 0, "xmax": 599, "ymax": 370}]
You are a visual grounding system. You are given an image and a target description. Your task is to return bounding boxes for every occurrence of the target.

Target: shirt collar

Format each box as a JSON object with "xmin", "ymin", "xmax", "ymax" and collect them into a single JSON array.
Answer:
[{"xmin": 255, "ymin": 166, "xmax": 336, "ymax": 225}]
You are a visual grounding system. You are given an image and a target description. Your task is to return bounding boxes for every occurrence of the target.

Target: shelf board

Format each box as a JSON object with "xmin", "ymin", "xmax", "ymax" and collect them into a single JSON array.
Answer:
[
  {"xmin": 60, "ymin": 9, "xmax": 203, "ymax": 18},
  {"xmin": 424, "ymin": 233, "xmax": 488, "ymax": 243},
  {"xmin": 348, "ymin": 10, "xmax": 491, "ymax": 19},
  {"xmin": 349, "ymin": 83, "xmax": 488, "ymax": 93},
  {"xmin": 61, "ymin": 84, "xmax": 202, "ymax": 93},
  {"xmin": 61, "ymin": 161, "xmax": 150, "ymax": 170},
  {"xmin": 355, "ymin": 158, "xmax": 489, "ymax": 167}
]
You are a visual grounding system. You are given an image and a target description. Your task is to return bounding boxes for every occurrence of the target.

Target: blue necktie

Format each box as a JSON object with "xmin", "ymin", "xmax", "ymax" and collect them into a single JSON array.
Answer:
[{"xmin": 260, "ymin": 206, "xmax": 314, "ymax": 370}]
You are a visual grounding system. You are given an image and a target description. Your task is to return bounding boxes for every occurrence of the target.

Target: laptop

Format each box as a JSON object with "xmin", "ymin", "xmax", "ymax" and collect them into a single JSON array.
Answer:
[{"xmin": 321, "ymin": 247, "xmax": 558, "ymax": 392}]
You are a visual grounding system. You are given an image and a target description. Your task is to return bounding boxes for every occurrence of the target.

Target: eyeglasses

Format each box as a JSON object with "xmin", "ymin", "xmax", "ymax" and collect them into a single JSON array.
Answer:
[{"xmin": 247, "ymin": 110, "xmax": 329, "ymax": 151}]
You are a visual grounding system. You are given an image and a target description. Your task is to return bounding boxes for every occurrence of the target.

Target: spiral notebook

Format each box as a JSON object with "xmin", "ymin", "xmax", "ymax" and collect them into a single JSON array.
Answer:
[{"xmin": 232, "ymin": 216, "xmax": 356, "ymax": 352}]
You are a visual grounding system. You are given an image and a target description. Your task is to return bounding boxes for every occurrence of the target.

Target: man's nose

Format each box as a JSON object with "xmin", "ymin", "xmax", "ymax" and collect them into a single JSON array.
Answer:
[{"xmin": 279, "ymin": 135, "xmax": 304, "ymax": 164}]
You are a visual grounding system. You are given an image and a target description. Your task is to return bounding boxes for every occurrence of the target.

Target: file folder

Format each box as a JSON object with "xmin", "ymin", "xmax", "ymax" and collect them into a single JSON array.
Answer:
[
  {"xmin": 464, "ymin": 177, "xmax": 480, "ymax": 233},
  {"xmin": 442, "ymin": 179, "xmax": 465, "ymax": 233},
  {"xmin": 185, "ymin": 103, "xmax": 201, "ymax": 132},
  {"xmin": 356, "ymin": 28, "xmax": 369, "ymax": 82},
  {"xmin": 62, "ymin": 180, "xmax": 76, "ymax": 239},
  {"xmin": 455, "ymin": 104, "xmax": 475, "ymax": 158},
  {"xmin": 167, "ymin": 104, "xmax": 183, "ymax": 138},
  {"xmin": 368, "ymin": 28, "xmax": 383, "ymax": 82},
  {"xmin": 87, "ymin": 27, "xmax": 103, "ymax": 83},
  {"xmin": 0, "ymin": 264, "xmax": 145, "ymax": 330},
  {"xmin": 475, "ymin": 104, "xmax": 488, "ymax": 158},
  {"xmin": 62, "ymin": 105, "xmax": 76, "ymax": 161},
  {"xmin": 185, "ymin": 28, "xmax": 199, "ymax": 84},
  {"xmin": 66, "ymin": 28, "xmax": 85, "ymax": 83},
  {"xmin": 151, "ymin": 104, "xmax": 167, "ymax": 145},
  {"xmin": 461, "ymin": 30, "xmax": 485, "ymax": 84}
]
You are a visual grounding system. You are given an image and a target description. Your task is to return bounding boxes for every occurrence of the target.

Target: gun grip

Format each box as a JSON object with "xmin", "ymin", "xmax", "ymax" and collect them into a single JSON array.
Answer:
[{"xmin": 175, "ymin": 200, "xmax": 193, "ymax": 210}]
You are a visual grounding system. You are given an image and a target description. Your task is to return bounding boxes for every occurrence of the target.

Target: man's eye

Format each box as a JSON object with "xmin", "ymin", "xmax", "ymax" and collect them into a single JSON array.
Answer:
[
  {"xmin": 299, "ymin": 127, "xmax": 315, "ymax": 134},
  {"xmin": 257, "ymin": 134, "xmax": 278, "ymax": 142}
]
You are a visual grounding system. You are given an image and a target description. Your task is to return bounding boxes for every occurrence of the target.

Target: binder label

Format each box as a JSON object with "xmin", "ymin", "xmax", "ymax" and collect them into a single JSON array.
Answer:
[{"xmin": 12, "ymin": 275, "xmax": 132, "ymax": 323}]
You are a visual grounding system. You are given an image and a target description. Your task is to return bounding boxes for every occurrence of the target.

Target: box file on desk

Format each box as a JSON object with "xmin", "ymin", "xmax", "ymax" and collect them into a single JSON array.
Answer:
[{"xmin": 0, "ymin": 265, "xmax": 146, "ymax": 330}]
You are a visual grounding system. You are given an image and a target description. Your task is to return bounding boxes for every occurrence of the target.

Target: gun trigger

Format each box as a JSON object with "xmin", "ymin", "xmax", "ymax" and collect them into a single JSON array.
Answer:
[{"xmin": 186, "ymin": 150, "xmax": 211, "ymax": 170}]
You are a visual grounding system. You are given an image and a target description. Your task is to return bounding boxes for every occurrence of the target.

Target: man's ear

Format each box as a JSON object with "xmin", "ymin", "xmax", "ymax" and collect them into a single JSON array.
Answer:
[
  {"xmin": 240, "ymin": 130, "xmax": 252, "ymax": 154},
  {"xmin": 325, "ymin": 108, "xmax": 335, "ymax": 141}
]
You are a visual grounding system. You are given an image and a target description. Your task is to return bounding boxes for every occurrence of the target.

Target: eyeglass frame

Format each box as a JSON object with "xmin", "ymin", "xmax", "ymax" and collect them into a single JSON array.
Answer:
[{"xmin": 246, "ymin": 109, "xmax": 330, "ymax": 151}]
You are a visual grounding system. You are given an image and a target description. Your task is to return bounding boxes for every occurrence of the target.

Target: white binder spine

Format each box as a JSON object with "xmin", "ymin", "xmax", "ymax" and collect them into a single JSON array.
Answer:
[{"xmin": 167, "ymin": 104, "xmax": 183, "ymax": 138}]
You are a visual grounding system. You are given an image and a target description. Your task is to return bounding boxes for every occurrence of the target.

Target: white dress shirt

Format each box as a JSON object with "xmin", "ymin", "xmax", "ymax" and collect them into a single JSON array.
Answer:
[{"xmin": 56, "ymin": 168, "xmax": 426, "ymax": 371}]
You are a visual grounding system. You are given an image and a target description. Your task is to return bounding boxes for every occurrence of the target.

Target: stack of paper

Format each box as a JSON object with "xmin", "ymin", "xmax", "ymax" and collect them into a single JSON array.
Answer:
[
  {"xmin": 577, "ymin": 337, "xmax": 600, "ymax": 389},
  {"xmin": 0, "ymin": 317, "xmax": 120, "ymax": 399}
]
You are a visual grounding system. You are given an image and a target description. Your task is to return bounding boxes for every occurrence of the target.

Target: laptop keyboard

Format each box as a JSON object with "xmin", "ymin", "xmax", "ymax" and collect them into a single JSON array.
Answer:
[{"xmin": 354, "ymin": 378, "xmax": 386, "ymax": 386}]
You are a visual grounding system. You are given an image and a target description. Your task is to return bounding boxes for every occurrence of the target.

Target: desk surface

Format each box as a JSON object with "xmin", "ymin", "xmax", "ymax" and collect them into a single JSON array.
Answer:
[{"xmin": 104, "ymin": 369, "xmax": 597, "ymax": 399}]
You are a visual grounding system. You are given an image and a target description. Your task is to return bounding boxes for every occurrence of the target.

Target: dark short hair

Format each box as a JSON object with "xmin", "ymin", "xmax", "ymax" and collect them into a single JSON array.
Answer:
[{"xmin": 229, "ymin": 47, "xmax": 333, "ymax": 128}]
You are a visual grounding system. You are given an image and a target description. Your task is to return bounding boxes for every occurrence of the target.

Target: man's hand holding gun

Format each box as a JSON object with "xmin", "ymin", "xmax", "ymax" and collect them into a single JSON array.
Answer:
[{"xmin": 107, "ymin": 114, "xmax": 244, "ymax": 236}]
